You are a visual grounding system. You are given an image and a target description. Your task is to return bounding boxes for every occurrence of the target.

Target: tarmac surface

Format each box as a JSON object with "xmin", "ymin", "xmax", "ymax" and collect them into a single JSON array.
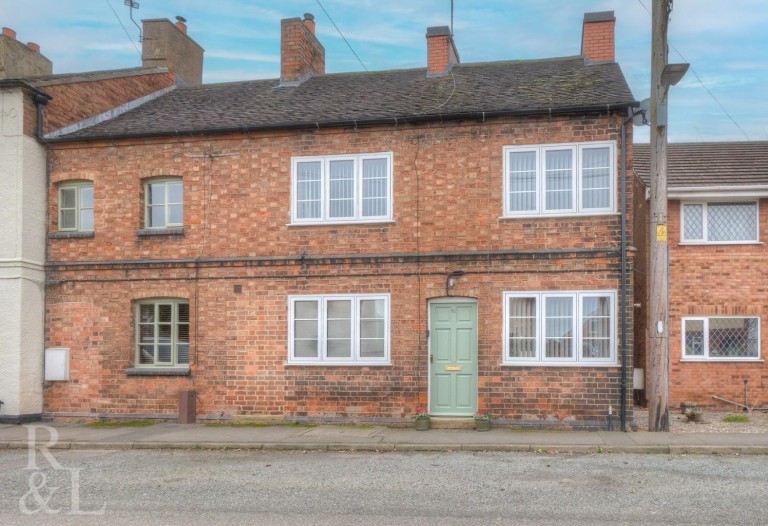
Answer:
[{"xmin": 1, "ymin": 421, "xmax": 767, "ymax": 454}]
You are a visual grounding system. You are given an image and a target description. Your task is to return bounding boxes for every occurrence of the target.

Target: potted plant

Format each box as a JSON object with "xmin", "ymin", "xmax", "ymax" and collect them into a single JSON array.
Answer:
[
  {"xmin": 414, "ymin": 407, "xmax": 430, "ymax": 431},
  {"xmin": 474, "ymin": 409, "xmax": 492, "ymax": 431}
]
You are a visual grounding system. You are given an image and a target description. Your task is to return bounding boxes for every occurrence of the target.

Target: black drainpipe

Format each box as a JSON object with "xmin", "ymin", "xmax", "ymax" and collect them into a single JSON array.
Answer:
[
  {"xmin": 619, "ymin": 108, "xmax": 636, "ymax": 432},
  {"xmin": 33, "ymin": 93, "xmax": 51, "ymax": 140}
]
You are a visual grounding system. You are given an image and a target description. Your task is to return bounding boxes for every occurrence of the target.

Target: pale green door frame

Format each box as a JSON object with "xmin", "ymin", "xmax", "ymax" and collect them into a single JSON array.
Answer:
[{"xmin": 428, "ymin": 300, "xmax": 478, "ymax": 416}]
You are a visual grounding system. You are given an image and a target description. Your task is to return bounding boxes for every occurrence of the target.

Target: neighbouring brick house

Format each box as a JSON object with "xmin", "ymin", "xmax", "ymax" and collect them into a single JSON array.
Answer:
[
  {"xmin": 42, "ymin": 11, "xmax": 638, "ymax": 429},
  {"xmin": 634, "ymin": 142, "xmax": 768, "ymax": 410},
  {"xmin": 0, "ymin": 19, "xmax": 201, "ymax": 423}
]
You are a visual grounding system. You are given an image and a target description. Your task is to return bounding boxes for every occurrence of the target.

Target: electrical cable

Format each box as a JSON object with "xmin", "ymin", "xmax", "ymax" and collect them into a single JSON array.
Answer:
[{"xmin": 315, "ymin": 0, "xmax": 368, "ymax": 71}]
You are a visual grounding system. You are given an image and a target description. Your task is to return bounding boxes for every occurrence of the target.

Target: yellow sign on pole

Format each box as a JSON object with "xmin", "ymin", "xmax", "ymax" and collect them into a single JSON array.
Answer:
[{"xmin": 656, "ymin": 225, "xmax": 667, "ymax": 241}]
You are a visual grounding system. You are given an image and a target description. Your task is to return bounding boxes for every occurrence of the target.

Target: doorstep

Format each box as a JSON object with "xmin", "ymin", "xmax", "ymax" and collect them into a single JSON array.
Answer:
[{"xmin": 429, "ymin": 417, "xmax": 476, "ymax": 429}]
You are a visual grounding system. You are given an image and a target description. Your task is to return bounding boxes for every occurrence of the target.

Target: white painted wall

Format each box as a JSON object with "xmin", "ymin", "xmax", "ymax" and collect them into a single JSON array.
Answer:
[{"xmin": 0, "ymin": 87, "xmax": 46, "ymax": 420}]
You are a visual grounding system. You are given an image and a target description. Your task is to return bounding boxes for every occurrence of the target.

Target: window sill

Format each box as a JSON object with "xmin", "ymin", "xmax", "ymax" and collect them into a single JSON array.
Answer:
[
  {"xmin": 136, "ymin": 227, "xmax": 184, "ymax": 237},
  {"xmin": 679, "ymin": 358, "xmax": 764, "ymax": 363},
  {"xmin": 678, "ymin": 241, "xmax": 763, "ymax": 246},
  {"xmin": 49, "ymin": 231, "xmax": 95, "ymax": 239},
  {"xmin": 284, "ymin": 361, "xmax": 391, "ymax": 367},
  {"xmin": 498, "ymin": 212, "xmax": 619, "ymax": 221},
  {"xmin": 125, "ymin": 367, "xmax": 190, "ymax": 376},
  {"xmin": 287, "ymin": 220, "xmax": 395, "ymax": 227},
  {"xmin": 501, "ymin": 362, "xmax": 618, "ymax": 368}
]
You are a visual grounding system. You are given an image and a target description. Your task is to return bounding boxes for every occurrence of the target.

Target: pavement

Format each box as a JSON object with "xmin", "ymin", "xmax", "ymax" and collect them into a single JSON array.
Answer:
[{"xmin": 1, "ymin": 421, "xmax": 767, "ymax": 454}]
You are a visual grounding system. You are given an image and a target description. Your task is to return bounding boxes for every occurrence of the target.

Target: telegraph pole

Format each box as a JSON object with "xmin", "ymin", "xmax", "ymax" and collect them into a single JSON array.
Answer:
[{"xmin": 648, "ymin": 0, "xmax": 672, "ymax": 432}]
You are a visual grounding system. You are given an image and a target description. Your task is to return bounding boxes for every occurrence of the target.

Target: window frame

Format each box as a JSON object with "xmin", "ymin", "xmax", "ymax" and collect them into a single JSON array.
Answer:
[
  {"xmin": 502, "ymin": 141, "xmax": 616, "ymax": 217},
  {"xmin": 57, "ymin": 181, "xmax": 94, "ymax": 232},
  {"xmin": 680, "ymin": 200, "xmax": 759, "ymax": 244},
  {"xmin": 144, "ymin": 178, "xmax": 183, "ymax": 229},
  {"xmin": 134, "ymin": 299, "xmax": 190, "ymax": 369},
  {"xmin": 681, "ymin": 316, "xmax": 761, "ymax": 361},
  {"xmin": 290, "ymin": 152, "xmax": 393, "ymax": 225},
  {"xmin": 503, "ymin": 290, "xmax": 617, "ymax": 366},
  {"xmin": 287, "ymin": 294, "xmax": 391, "ymax": 365}
]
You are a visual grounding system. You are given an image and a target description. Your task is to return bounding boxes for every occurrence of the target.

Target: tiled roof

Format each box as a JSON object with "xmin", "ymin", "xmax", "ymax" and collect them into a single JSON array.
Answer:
[
  {"xmin": 634, "ymin": 142, "xmax": 768, "ymax": 187},
  {"xmin": 52, "ymin": 56, "xmax": 635, "ymax": 141}
]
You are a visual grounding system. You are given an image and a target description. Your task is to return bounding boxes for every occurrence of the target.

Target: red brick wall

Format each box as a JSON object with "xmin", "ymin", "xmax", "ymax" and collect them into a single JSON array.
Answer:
[
  {"xmin": 45, "ymin": 113, "xmax": 635, "ymax": 428},
  {"xmin": 47, "ymin": 115, "xmax": 628, "ymax": 261},
  {"xmin": 427, "ymin": 34, "xmax": 458, "ymax": 75},
  {"xmin": 582, "ymin": 19, "xmax": 615, "ymax": 62},
  {"xmin": 42, "ymin": 71, "xmax": 176, "ymax": 133},
  {"xmin": 666, "ymin": 199, "xmax": 768, "ymax": 408}
]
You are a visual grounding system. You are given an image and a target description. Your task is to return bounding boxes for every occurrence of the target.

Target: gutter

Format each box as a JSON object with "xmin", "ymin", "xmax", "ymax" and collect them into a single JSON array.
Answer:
[{"xmin": 44, "ymin": 101, "xmax": 638, "ymax": 143}]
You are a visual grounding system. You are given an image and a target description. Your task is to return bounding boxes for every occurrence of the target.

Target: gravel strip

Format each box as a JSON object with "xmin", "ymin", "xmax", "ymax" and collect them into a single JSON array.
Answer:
[{"xmin": 633, "ymin": 407, "xmax": 768, "ymax": 433}]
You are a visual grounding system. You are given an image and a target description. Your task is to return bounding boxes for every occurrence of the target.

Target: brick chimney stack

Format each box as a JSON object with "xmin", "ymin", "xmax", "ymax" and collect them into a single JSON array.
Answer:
[
  {"xmin": 142, "ymin": 18, "xmax": 204, "ymax": 85},
  {"xmin": 426, "ymin": 26, "xmax": 460, "ymax": 77},
  {"xmin": 581, "ymin": 11, "xmax": 615, "ymax": 63},
  {"xmin": 0, "ymin": 27, "xmax": 53, "ymax": 79},
  {"xmin": 280, "ymin": 13, "xmax": 325, "ymax": 86}
]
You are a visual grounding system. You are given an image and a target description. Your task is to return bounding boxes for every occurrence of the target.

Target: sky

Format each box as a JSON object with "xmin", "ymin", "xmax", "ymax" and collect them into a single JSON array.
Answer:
[{"xmin": 2, "ymin": 0, "xmax": 766, "ymax": 143}]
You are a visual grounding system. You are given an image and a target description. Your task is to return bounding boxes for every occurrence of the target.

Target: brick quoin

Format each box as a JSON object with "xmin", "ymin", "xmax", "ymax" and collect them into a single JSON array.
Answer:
[{"xmin": 45, "ymin": 112, "xmax": 635, "ymax": 429}]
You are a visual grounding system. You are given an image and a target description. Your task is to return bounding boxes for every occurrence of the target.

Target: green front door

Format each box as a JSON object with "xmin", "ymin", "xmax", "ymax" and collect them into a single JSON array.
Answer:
[{"xmin": 429, "ymin": 302, "xmax": 478, "ymax": 416}]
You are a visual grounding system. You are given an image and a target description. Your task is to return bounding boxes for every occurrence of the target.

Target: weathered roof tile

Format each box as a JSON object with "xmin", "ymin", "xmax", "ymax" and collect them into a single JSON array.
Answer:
[{"xmin": 52, "ymin": 56, "xmax": 635, "ymax": 140}]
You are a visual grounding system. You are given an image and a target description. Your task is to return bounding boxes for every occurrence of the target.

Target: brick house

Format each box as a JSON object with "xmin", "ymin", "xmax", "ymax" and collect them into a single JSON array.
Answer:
[
  {"xmin": 42, "ymin": 11, "xmax": 637, "ymax": 429},
  {"xmin": 0, "ymin": 19, "xmax": 200, "ymax": 423},
  {"xmin": 634, "ymin": 142, "xmax": 768, "ymax": 410}
]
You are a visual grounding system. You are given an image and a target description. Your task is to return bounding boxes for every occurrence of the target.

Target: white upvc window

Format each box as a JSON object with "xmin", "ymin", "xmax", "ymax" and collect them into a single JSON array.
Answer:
[
  {"xmin": 504, "ymin": 290, "xmax": 616, "ymax": 365},
  {"xmin": 58, "ymin": 182, "xmax": 94, "ymax": 232},
  {"xmin": 682, "ymin": 317, "xmax": 760, "ymax": 360},
  {"xmin": 145, "ymin": 179, "xmax": 183, "ymax": 228},
  {"xmin": 135, "ymin": 299, "xmax": 190, "ymax": 367},
  {"xmin": 291, "ymin": 153, "xmax": 393, "ymax": 224},
  {"xmin": 681, "ymin": 201, "xmax": 758, "ymax": 243},
  {"xmin": 503, "ymin": 141, "xmax": 615, "ymax": 217},
  {"xmin": 288, "ymin": 294, "xmax": 390, "ymax": 365}
]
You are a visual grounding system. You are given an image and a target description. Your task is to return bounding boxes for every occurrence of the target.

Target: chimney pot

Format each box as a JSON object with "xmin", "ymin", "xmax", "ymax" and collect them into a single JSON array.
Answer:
[
  {"xmin": 303, "ymin": 13, "xmax": 316, "ymax": 34},
  {"xmin": 175, "ymin": 15, "xmax": 188, "ymax": 34},
  {"xmin": 27, "ymin": 42, "xmax": 40, "ymax": 53},
  {"xmin": 2, "ymin": 27, "xmax": 17, "ymax": 39}
]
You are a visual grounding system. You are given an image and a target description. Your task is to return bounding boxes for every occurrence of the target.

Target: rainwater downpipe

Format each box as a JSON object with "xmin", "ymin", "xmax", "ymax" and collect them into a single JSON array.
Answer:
[
  {"xmin": 619, "ymin": 108, "xmax": 636, "ymax": 432},
  {"xmin": 33, "ymin": 93, "xmax": 50, "ymax": 140}
]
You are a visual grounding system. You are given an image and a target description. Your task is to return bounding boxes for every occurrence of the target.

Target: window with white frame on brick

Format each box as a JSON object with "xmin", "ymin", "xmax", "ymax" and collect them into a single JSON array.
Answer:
[
  {"xmin": 504, "ymin": 291, "xmax": 616, "ymax": 365},
  {"xmin": 291, "ymin": 153, "xmax": 392, "ymax": 224},
  {"xmin": 135, "ymin": 299, "xmax": 190, "ymax": 368},
  {"xmin": 58, "ymin": 181, "xmax": 94, "ymax": 232},
  {"xmin": 288, "ymin": 294, "xmax": 389, "ymax": 364},
  {"xmin": 144, "ymin": 179, "xmax": 183, "ymax": 228},
  {"xmin": 683, "ymin": 317, "xmax": 760, "ymax": 360},
  {"xmin": 503, "ymin": 142, "xmax": 615, "ymax": 217},
  {"xmin": 681, "ymin": 201, "xmax": 758, "ymax": 243}
]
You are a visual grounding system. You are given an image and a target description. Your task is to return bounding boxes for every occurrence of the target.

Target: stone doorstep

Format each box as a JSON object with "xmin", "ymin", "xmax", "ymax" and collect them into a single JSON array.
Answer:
[{"xmin": 429, "ymin": 417, "xmax": 476, "ymax": 429}]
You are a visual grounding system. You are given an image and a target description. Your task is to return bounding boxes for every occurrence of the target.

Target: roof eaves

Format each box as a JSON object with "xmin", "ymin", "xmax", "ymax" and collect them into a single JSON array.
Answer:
[{"xmin": 46, "ymin": 100, "xmax": 639, "ymax": 143}]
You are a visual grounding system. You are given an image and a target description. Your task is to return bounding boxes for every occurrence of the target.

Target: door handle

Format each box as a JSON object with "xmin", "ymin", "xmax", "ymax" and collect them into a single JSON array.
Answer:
[{"xmin": 430, "ymin": 354, "xmax": 434, "ymax": 364}]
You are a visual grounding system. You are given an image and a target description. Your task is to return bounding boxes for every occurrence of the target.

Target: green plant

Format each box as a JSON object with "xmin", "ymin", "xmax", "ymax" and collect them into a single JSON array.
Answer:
[
  {"xmin": 413, "ymin": 407, "xmax": 429, "ymax": 419},
  {"xmin": 474, "ymin": 409, "xmax": 492, "ymax": 421},
  {"xmin": 722, "ymin": 414, "xmax": 750, "ymax": 423}
]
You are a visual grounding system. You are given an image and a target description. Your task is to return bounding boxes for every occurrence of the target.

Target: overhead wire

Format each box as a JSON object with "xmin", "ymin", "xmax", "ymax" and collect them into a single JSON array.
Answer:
[
  {"xmin": 315, "ymin": 0, "xmax": 368, "ymax": 71},
  {"xmin": 635, "ymin": 0, "xmax": 750, "ymax": 140},
  {"xmin": 104, "ymin": 0, "xmax": 142, "ymax": 58}
]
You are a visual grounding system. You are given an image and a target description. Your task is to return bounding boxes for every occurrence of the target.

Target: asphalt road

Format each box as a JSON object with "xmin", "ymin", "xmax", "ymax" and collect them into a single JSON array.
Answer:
[{"xmin": 1, "ymin": 449, "xmax": 766, "ymax": 525}]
